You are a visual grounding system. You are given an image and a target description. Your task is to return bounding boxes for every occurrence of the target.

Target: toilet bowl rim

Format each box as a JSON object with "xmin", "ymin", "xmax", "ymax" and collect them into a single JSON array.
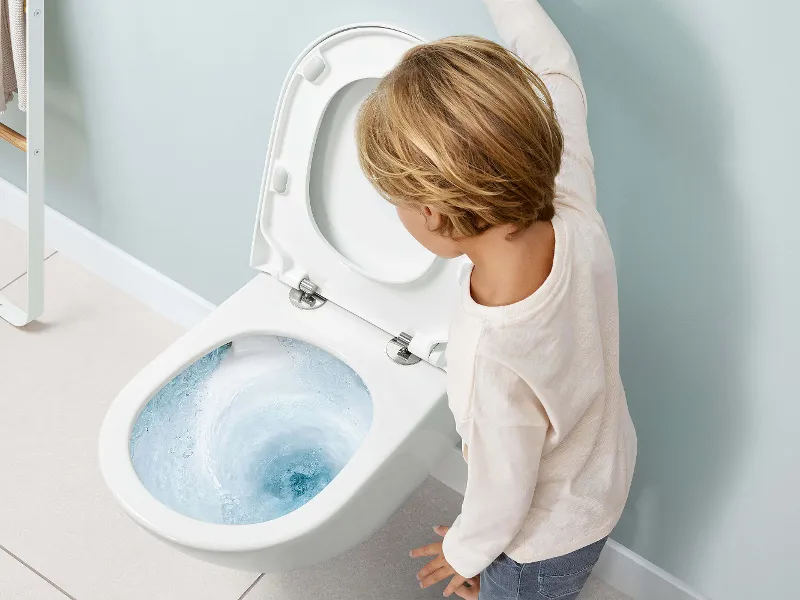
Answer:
[{"xmin": 97, "ymin": 282, "xmax": 445, "ymax": 552}]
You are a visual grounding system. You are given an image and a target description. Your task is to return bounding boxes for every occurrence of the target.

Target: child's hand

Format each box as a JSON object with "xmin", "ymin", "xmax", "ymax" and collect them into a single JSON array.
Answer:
[
  {"xmin": 410, "ymin": 525, "xmax": 475, "ymax": 597},
  {"xmin": 454, "ymin": 575, "xmax": 480, "ymax": 599}
]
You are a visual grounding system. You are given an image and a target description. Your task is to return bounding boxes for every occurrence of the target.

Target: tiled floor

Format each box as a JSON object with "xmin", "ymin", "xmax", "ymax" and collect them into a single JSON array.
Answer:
[
  {"xmin": 0, "ymin": 548, "xmax": 69, "ymax": 600},
  {"xmin": 0, "ymin": 218, "xmax": 55, "ymax": 290},
  {"xmin": 0, "ymin": 218, "xmax": 631, "ymax": 599}
]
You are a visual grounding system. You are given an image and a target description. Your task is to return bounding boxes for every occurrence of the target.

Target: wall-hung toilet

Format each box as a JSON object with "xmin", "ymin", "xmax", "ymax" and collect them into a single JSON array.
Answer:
[{"xmin": 98, "ymin": 25, "xmax": 465, "ymax": 573}]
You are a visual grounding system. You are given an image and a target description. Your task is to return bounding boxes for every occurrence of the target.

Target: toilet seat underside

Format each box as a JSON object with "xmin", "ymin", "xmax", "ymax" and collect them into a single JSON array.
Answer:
[{"xmin": 250, "ymin": 25, "xmax": 468, "ymax": 362}]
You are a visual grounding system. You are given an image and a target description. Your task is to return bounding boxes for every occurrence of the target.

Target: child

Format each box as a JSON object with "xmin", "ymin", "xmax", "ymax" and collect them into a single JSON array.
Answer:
[{"xmin": 357, "ymin": 1, "xmax": 637, "ymax": 598}]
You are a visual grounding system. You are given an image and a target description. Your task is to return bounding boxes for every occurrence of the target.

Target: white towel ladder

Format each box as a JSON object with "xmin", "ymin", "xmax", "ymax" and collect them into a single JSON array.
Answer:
[{"xmin": 0, "ymin": 0, "xmax": 44, "ymax": 326}]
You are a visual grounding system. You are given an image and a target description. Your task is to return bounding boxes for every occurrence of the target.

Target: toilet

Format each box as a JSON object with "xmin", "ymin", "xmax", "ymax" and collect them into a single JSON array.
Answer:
[{"xmin": 98, "ymin": 24, "xmax": 466, "ymax": 573}]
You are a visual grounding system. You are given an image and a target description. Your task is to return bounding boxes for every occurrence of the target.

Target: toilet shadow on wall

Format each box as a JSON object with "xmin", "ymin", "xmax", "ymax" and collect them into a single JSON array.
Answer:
[{"xmin": 543, "ymin": 0, "xmax": 750, "ymax": 587}]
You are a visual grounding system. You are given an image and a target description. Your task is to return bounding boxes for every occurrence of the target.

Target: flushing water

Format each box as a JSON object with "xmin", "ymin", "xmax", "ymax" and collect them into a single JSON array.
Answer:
[{"xmin": 130, "ymin": 336, "xmax": 373, "ymax": 525}]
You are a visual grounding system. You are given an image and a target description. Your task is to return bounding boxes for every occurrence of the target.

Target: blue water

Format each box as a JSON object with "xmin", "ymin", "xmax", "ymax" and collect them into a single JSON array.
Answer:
[{"xmin": 130, "ymin": 336, "xmax": 372, "ymax": 525}]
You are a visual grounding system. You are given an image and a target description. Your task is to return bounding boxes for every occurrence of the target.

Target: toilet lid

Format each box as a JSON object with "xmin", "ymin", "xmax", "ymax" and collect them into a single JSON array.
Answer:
[{"xmin": 250, "ymin": 25, "xmax": 467, "ymax": 363}]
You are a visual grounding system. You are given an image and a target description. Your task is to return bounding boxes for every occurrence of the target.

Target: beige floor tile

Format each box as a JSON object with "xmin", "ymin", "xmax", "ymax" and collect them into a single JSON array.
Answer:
[
  {"xmin": 580, "ymin": 576, "xmax": 633, "ymax": 600},
  {"xmin": 0, "ymin": 548, "xmax": 70, "ymax": 600},
  {"xmin": 245, "ymin": 478, "xmax": 464, "ymax": 600},
  {"xmin": 0, "ymin": 254, "xmax": 257, "ymax": 600},
  {"xmin": 0, "ymin": 218, "xmax": 55, "ymax": 290}
]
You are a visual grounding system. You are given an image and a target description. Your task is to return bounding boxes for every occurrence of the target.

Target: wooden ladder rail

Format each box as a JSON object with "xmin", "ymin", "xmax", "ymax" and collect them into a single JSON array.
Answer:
[{"xmin": 0, "ymin": 122, "xmax": 27, "ymax": 151}]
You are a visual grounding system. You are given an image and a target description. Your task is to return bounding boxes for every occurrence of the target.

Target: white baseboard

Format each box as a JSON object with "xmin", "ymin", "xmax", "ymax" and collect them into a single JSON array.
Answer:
[
  {"xmin": 597, "ymin": 540, "xmax": 710, "ymax": 600},
  {"xmin": 0, "ymin": 179, "xmax": 214, "ymax": 329},
  {"xmin": 0, "ymin": 177, "xmax": 708, "ymax": 600}
]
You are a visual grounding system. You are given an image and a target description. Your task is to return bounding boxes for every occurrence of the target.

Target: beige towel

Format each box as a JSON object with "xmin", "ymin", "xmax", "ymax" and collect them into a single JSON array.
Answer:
[
  {"xmin": 0, "ymin": 0, "xmax": 16, "ymax": 112},
  {"xmin": 0, "ymin": 0, "xmax": 25, "ymax": 113},
  {"xmin": 8, "ymin": 0, "xmax": 24, "ymax": 111}
]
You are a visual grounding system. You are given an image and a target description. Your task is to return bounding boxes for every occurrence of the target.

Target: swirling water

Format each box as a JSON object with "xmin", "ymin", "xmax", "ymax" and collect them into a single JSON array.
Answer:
[{"xmin": 130, "ymin": 336, "xmax": 373, "ymax": 525}]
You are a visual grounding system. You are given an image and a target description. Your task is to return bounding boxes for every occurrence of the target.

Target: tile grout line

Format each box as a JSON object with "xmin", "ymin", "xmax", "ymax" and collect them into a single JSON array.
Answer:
[
  {"xmin": 0, "ymin": 249, "xmax": 58, "ymax": 293},
  {"xmin": 0, "ymin": 543, "xmax": 79, "ymax": 600},
  {"xmin": 236, "ymin": 574, "xmax": 265, "ymax": 600}
]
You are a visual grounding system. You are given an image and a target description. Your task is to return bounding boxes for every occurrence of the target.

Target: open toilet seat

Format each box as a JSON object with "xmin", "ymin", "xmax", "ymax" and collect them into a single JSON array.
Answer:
[
  {"xmin": 99, "ymin": 24, "xmax": 463, "ymax": 573},
  {"xmin": 251, "ymin": 25, "xmax": 466, "ymax": 361}
]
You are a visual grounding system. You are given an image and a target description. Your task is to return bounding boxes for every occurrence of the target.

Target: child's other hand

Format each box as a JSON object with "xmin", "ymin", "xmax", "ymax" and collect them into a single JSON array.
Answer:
[
  {"xmin": 410, "ymin": 525, "xmax": 477, "ymax": 597},
  {"xmin": 454, "ymin": 575, "xmax": 479, "ymax": 599}
]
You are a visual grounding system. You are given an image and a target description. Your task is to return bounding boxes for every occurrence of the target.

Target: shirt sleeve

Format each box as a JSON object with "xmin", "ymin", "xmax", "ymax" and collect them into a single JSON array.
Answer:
[
  {"xmin": 483, "ymin": 0, "xmax": 596, "ymax": 208},
  {"xmin": 442, "ymin": 355, "xmax": 549, "ymax": 578},
  {"xmin": 483, "ymin": 0, "xmax": 583, "ymax": 96}
]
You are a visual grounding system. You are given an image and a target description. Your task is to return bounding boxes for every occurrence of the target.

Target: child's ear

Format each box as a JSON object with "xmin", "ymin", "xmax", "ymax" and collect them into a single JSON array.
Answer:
[{"xmin": 422, "ymin": 205, "xmax": 444, "ymax": 232}]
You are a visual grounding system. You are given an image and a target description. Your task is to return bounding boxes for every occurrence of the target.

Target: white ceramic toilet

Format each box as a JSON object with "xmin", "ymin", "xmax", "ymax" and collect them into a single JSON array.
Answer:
[{"xmin": 98, "ymin": 24, "xmax": 466, "ymax": 573}]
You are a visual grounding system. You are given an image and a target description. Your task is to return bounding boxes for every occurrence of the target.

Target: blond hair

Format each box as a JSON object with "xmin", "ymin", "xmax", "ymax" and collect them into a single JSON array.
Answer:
[{"xmin": 356, "ymin": 35, "xmax": 563, "ymax": 239}]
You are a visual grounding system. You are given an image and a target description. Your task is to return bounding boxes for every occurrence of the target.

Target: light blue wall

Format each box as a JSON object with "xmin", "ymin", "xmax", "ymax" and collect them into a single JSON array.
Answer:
[
  {"xmin": 545, "ymin": 2, "xmax": 799, "ymax": 599},
  {"xmin": 2, "ymin": 2, "xmax": 798, "ymax": 599}
]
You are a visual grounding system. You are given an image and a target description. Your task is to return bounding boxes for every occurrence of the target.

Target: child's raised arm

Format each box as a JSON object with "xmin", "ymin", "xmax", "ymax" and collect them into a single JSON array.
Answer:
[
  {"xmin": 484, "ymin": 0, "xmax": 597, "ymax": 209},
  {"xmin": 483, "ymin": 0, "xmax": 585, "ymax": 108}
]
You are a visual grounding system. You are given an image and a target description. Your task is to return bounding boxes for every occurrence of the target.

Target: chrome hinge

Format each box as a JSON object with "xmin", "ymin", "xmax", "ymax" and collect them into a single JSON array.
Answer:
[
  {"xmin": 289, "ymin": 278, "xmax": 326, "ymax": 310},
  {"xmin": 386, "ymin": 332, "xmax": 421, "ymax": 366}
]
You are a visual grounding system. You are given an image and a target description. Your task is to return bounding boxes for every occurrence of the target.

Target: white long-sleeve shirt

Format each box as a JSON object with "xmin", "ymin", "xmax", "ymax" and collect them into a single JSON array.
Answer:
[{"xmin": 440, "ymin": 0, "xmax": 638, "ymax": 579}]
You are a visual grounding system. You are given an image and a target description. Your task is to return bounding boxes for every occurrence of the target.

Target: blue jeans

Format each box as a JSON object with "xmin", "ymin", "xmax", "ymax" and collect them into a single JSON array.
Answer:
[{"xmin": 479, "ymin": 537, "xmax": 608, "ymax": 600}]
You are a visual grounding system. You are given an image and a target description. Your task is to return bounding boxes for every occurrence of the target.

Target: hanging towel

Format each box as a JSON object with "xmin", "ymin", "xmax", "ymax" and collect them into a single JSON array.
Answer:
[
  {"xmin": 0, "ymin": 0, "xmax": 25, "ymax": 113},
  {"xmin": 8, "ymin": 0, "xmax": 24, "ymax": 111},
  {"xmin": 0, "ymin": 0, "xmax": 16, "ymax": 112}
]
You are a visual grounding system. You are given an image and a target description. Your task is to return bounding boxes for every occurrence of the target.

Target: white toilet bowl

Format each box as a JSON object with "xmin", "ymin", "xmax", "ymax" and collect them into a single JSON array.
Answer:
[{"xmin": 99, "ymin": 24, "xmax": 466, "ymax": 573}]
